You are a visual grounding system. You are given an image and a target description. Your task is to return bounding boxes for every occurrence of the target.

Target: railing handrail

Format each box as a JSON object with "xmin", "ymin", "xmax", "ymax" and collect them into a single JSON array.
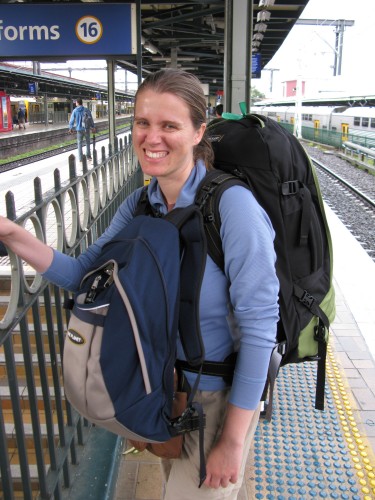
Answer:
[{"xmin": 0, "ymin": 135, "xmax": 143, "ymax": 499}]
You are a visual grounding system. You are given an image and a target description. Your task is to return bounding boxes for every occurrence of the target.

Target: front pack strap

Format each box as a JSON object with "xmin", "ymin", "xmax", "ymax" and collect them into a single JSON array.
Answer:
[
  {"xmin": 72, "ymin": 306, "xmax": 106, "ymax": 327},
  {"xmin": 165, "ymin": 206, "xmax": 207, "ymax": 366},
  {"xmin": 176, "ymin": 352, "xmax": 237, "ymax": 384}
]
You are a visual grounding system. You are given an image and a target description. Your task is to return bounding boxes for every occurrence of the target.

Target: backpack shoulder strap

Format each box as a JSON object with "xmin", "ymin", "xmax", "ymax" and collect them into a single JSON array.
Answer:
[
  {"xmin": 164, "ymin": 206, "xmax": 207, "ymax": 366},
  {"xmin": 133, "ymin": 186, "xmax": 159, "ymax": 217},
  {"xmin": 195, "ymin": 170, "xmax": 249, "ymax": 271}
]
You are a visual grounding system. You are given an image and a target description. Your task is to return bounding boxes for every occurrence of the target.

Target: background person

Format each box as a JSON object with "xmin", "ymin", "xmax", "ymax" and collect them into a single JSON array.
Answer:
[
  {"xmin": 0, "ymin": 69, "xmax": 279, "ymax": 499},
  {"xmin": 215, "ymin": 104, "xmax": 223, "ymax": 118},
  {"xmin": 17, "ymin": 108, "xmax": 26, "ymax": 129},
  {"xmin": 69, "ymin": 98, "xmax": 96, "ymax": 162},
  {"xmin": 12, "ymin": 112, "xmax": 19, "ymax": 130}
]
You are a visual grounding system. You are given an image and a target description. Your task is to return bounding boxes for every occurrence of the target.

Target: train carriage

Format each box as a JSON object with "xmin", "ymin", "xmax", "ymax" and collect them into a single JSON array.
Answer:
[{"xmin": 256, "ymin": 104, "xmax": 375, "ymax": 148}]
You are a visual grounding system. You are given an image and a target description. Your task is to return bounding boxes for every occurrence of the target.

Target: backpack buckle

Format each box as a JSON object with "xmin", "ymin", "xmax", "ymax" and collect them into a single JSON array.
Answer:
[
  {"xmin": 299, "ymin": 290, "xmax": 315, "ymax": 309},
  {"xmin": 204, "ymin": 213, "xmax": 215, "ymax": 223},
  {"xmin": 170, "ymin": 406, "xmax": 206, "ymax": 435},
  {"xmin": 314, "ymin": 322, "xmax": 326, "ymax": 343},
  {"xmin": 282, "ymin": 180, "xmax": 300, "ymax": 195}
]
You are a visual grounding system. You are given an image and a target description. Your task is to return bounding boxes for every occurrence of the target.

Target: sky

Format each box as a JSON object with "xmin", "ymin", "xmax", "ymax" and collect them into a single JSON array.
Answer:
[
  {"xmin": 11, "ymin": 0, "xmax": 374, "ymax": 100},
  {"xmin": 255, "ymin": 0, "xmax": 375, "ymax": 98}
]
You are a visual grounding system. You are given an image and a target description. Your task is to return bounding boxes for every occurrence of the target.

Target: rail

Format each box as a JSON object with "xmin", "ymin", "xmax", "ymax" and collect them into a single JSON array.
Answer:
[
  {"xmin": 312, "ymin": 157, "xmax": 375, "ymax": 209},
  {"xmin": 340, "ymin": 141, "xmax": 375, "ymax": 174},
  {"xmin": 0, "ymin": 137, "xmax": 143, "ymax": 499}
]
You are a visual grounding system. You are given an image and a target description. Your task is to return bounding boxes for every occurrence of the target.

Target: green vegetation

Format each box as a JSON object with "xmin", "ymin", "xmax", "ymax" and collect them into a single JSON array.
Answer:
[
  {"xmin": 251, "ymin": 87, "xmax": 266, "ymax": 102},
  {"xmin": 0, "ymin": 140, "xmax": 76, "ymax": 165}
]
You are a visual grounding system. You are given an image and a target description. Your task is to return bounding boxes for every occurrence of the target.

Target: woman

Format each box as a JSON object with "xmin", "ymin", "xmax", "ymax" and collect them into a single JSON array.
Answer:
[{"xmin": 0, "ymin": 69, "xmax": 279, "ymax": 499}]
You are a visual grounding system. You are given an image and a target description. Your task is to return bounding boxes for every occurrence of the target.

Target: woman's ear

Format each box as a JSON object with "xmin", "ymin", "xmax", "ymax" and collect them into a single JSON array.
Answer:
[{"xmin": 194, "ymin": 122, "xmax": 206, "ymax": 145}]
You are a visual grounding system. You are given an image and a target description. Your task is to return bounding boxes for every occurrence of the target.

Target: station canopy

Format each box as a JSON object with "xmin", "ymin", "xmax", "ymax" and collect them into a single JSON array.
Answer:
[{"xmin": 0, "ymin": 0, "xmax": 310, "ymax": 94}]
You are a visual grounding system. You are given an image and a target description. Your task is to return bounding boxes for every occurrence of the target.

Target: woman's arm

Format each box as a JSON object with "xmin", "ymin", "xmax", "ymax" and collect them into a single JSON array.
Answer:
[
  {"xmin": 204, "ymin": 185, "xmax": 279, "ymax": 489},
  {"xmin": 0, "ymin": 216, "xmax": 53, "ymax": 273}
]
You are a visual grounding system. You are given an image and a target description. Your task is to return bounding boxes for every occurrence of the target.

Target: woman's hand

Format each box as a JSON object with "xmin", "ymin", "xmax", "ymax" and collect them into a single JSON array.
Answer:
[
  {"xmin": 204, "ymin": 403, "xmax": 255, "ymax": 489},
  {"xmin": 0, "ymin": 216, "xmax": 54, "ymax": 273},
  {"xmin": 204, "ymin": 437, "xmax": 243, "ymax": 488}
]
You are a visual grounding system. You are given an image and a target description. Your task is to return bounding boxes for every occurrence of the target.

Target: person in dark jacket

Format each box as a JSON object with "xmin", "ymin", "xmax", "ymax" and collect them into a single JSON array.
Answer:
[{"xmin": 17, "ymin": 108, "xmax": 26, "ymax": 129}]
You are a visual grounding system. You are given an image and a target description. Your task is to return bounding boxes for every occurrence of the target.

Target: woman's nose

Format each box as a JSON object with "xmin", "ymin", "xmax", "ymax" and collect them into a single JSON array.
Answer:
[{"xmin": 145, "ymin": 126, "xmax": 162, "ymax": 144}]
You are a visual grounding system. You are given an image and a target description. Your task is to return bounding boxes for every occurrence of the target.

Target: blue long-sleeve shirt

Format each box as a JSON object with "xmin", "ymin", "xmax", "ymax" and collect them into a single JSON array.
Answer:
[
  {"xmin": 69, "ymin": 105, "xmax": 93, "ymax": 132},
  {"xmin": 43, "ymin": 160, "xmax": 279, "ymax": 409}
]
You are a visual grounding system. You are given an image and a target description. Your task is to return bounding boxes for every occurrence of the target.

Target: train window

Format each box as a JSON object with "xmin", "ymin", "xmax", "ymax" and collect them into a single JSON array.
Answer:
[
  {"xmin": 371, "ymin": 118, "xmax": 375, "ymax": 128},
  {"xmin": 361, "ymin": 117, "xmax": 369, "ymax": 127},
  {"xmin": 354, "ymin": 117, "xmax": 360, "ymax": 126},
  {"xmin": 308, "ymin": 114, "xmax": 312, "ymax": 121}
]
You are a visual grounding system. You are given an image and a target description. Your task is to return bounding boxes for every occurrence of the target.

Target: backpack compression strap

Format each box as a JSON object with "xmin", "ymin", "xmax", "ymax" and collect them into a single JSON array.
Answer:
[{"xmin": 294, "ymin": 284, "xmax": 330, "ymax": 411}]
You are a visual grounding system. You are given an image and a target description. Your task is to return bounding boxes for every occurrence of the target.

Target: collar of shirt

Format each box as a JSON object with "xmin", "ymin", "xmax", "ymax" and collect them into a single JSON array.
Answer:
[{"xmin": 147, "ymin": 160, "xmax": 207, "ymax": 215}]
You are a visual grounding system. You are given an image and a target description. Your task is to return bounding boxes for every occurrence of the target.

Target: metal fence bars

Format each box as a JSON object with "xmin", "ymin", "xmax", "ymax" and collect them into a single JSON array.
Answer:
[
  {"xmin": 0, "ymin": 136, "xmax": 142, "ymax": 499},
  {"xmin": 278, "ymin": 121, "xmax": 375, "ymax": 150}
]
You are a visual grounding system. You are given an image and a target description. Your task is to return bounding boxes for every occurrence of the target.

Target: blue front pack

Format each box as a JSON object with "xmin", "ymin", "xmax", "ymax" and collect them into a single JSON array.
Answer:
[{"xmin": 63, "ymin": 209, "xmax": 206, "ymax": 442}]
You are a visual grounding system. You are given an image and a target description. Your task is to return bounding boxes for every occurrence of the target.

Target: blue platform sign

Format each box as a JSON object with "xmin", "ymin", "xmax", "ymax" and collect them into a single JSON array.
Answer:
[
  {"xmin": 252, "ymin": 53, "xmax": 262, "ymax": 79},
  {"xmin": 0, "ymin": 4, "xmax": 137, "ymax": 59},
  {"xmin": 28, "ymin": 82, "xmax": 37, "ymax": 94}
]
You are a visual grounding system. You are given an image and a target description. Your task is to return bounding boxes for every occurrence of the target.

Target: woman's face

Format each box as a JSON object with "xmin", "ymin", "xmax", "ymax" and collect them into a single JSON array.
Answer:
[{"xmin": 133, "ymin": 89, "xmax": 205, "ymax": 181}]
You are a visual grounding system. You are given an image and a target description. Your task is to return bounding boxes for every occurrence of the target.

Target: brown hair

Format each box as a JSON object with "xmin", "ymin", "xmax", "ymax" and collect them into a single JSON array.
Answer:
[{"xmin": 135, "ymin": 69, "xmax": 214, "ymax": 169}]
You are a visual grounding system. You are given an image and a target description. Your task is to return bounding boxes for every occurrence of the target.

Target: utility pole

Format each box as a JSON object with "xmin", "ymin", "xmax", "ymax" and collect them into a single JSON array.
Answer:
[
  {"xmin": 295, "ymin": 19, "xmax": 354, "ymax": 76},
  {"xmin": 262, "ymin": 68, "xmax": 279, "ymax": 93}
]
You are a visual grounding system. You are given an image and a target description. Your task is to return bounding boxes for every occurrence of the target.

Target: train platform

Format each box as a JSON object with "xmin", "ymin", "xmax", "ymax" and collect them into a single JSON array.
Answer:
[
  {"xmin": 0, "ymin": 116, "xmax": 116, "ymax": 140},
  {"xmin": 0, "ymin": 115, "xmax": 130, "ymax": 161},
  {"xmin": 114, "ymin": 205, "xmax": 375, "ymax": 500},
  {"xmin": 1, "ymin": 120, "xmax": 67, "ymax": 139}
]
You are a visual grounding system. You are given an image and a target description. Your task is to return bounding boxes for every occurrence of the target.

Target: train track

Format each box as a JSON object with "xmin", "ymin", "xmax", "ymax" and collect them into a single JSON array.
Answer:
[
  {"xmin": 311, "ymin": 155, "xmax": 375, "ymax": 262},
  {"xmin": 312, "ymin": 157, "xmax": 375, "ymax": 210}
]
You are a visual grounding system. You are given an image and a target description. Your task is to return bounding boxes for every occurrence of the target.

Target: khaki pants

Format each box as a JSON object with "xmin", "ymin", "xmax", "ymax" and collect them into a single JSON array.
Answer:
[{"xmin": 161, "ymin": 389, "xmax": 260, "ymax": 500}]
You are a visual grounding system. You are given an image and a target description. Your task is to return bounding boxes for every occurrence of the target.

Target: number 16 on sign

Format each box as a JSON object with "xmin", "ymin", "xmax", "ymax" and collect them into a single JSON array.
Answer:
[{"xmin": 76, "ymin": 16, "xmax": 103, "ymax": 45}]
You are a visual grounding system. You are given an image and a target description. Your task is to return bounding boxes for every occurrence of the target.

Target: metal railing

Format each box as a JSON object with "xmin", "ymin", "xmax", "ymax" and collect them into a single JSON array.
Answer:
[
  {"xmin": 0, "ymin": 136, "xmax": 143, "ymax": 499},
  {"xmin": 28, "ymin": 111, "xmax": 68, "ymax": 125},
  {"xmin": 278, "ymin": 121, "xmax": 375, "ymax": 151}
]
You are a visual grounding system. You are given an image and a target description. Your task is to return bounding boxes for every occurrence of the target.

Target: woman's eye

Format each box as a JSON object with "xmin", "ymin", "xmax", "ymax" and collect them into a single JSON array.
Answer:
[
  {"xmin": 165, "ymin": 123, "xmax": 176, "ymax": 130},
  {"xmin": 135, "ymin": 120, "xmax": 147, "ymax": 127}
]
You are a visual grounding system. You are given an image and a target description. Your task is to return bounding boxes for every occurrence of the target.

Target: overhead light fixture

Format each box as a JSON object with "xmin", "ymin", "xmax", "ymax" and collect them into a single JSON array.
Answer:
[
  {"xmin": 252, "ymin": 41, "xmax": 261, "ymax": 48},
  {"xmin": 259, "ymin": 0, "xmax": 275, "ymax": 7},
  {"xmin": 143, "ymin": 42, "xmax": 158, "ymax": 55},
  {"xmin": 141, "ymin": 35, "xmax": 159, "ymax": 55},
  {"xmin": 257, "ymin": 10, "xmax": 271, "ymax": 22},
  {"xmin": 253, "ymin": 33, "xmax": 264, "ymax": 41},
  {"xmin": 254, "ymin": 22, "xmax": 267, "ymax": 32}
]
